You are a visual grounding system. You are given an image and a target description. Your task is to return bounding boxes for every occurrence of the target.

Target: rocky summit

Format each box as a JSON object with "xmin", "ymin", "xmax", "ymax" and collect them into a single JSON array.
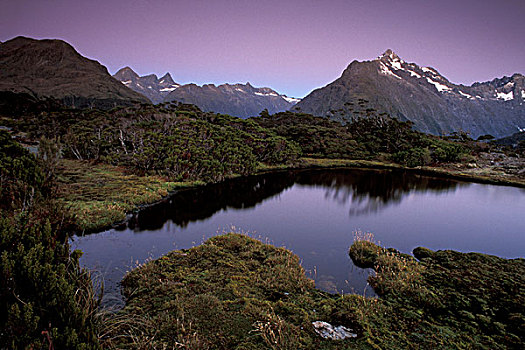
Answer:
[
  {"xmin": 293, "ymin": 49, "xmax": 525, "ymax": 138},
  {"xmin": 0, "ymin": 36, "xmax": 150, "ymax": 109},
  {"xmin": 113, "ymin": 67, "xmax": 180, "ymax": 104}
]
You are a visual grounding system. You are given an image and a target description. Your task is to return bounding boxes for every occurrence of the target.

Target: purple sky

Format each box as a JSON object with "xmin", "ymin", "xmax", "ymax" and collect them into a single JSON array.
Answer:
[{"xmin": 2, "ymin": 0, "xmax": 524, "ymax": 97}]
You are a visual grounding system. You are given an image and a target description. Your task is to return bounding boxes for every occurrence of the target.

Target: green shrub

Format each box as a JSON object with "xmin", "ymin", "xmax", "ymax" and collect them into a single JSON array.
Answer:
[
  {"xmin": 393, "ymin": 147, "xmax": 431, "ymax": 167},
  {"xmin": 0, "ymin": 133, "xmax": 101, "ymax": 349}
]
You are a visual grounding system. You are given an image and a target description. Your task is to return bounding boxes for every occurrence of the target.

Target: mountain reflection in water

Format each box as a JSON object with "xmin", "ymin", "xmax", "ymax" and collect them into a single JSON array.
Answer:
[
  {"xmin": 295, "ymin": 170, "xmax": 465, "ymax": 216},
  {"xmin": 123, "ymin": 168, "xmax": 463, "ymax": 231},
  {"xmin": 73, "ymin": 168, "xmax": 524, "ymax": 308}
]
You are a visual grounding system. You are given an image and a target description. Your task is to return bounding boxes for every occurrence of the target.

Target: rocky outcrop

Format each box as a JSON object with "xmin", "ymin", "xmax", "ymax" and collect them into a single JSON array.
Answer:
[{"xmin": 312, "ymin": 321, "xmax": 358, "ymax": 340}]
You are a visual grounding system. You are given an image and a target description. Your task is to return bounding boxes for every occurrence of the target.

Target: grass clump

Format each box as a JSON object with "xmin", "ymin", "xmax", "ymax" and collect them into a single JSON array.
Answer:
[
  {"xmin": 104, "ymin": 233, "xmax": 361, "ymax": 349},
  {"xmin": 349, "ymin": 234, "xmax": 525, "ymax": 349},
  {"xmin": 100, "ymin": 231, "xmax": 525, "ymax": 349}
]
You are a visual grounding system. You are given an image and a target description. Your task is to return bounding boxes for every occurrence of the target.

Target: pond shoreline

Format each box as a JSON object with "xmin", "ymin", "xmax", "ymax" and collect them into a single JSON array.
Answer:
[{"xmin": 75, "ymin": 156, "xmax": 524, "ymax": 234}]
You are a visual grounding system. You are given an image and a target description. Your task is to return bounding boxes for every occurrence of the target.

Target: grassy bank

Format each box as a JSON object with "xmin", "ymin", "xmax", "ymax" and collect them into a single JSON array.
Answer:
[
  {"xmin": 103, "ymin": 233, "xmax": 524, "ymax": 349},
  {"xmin": 293, "ymin": 157, "xmax": 525, "ymax": 188},
  {"xmin": 56, "ymin": 159, "xmax": 204, "ymax": 232},
  {"xmin": 59, "ymin": 155, "xmax": 524, "ymax": 233}
]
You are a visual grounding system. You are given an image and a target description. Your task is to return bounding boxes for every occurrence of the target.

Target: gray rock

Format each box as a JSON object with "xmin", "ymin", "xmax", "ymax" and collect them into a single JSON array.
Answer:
[{"xmin": 312, "ymin": 321, "xmax": 357, "ymax": 340}]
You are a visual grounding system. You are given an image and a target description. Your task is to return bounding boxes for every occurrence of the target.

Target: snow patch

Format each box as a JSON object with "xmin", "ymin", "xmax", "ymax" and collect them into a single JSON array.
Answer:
[
  {"xmin": 517, "ymin": 126, "xmax": 525, "ymax": 132},
  {"xmin": 496, "ymin": 91, "xmax": 513, "ymax": 101},
  {"xmin": 521, "ymin": 90, "xmax": 525, "ymax": 99},
  {"xmin": 408, "ymin": 70, "xmax": 421, "ymax": 78},
  {"xmin": 379, "ymin": 62, "xmax": 402, "ymax": 79},
  {"xmin": 254, "ymin": 92, "xmax": 278, "ymax": 97},
  {"xmin": 426, "ymin": 77, "xmax": 451, "ymax": 92},
  {"xmin": 282, "ymin": 96, "xmax": 301, "ymax": 104},
  {"xmin": 421, "ymin": 67, "xmax": 437, "ymax": 74},
  {"xmin": 235, "ymin": 88, "xmax": 246, "ymax": 93},
  {"xmin": 504, "ymin": 82, "xmax": 514, "ymax": 89},
  {"xmin": 390, "ymin": 59, "xmax": 403, "ymax": 70},
  {"xmin": 122, "ymin": 80, "xmax": 132, "ymax": 85},
  {"xmin": 160, "ymin": 87, "xmax": 178, "ymax": 92},
  {"xmin": 458, "ymin": 91, "xmax": 474, "ymax": 99}
]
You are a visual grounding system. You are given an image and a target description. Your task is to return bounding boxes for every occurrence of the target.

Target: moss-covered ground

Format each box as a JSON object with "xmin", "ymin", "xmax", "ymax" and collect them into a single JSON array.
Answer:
[
  {"xmin": 101, "ymin": 233, "xmax": 524, "ymax": 349},
  {"xmin": 349, "ymin": 239, "xmax": 525, "ymax": 349},
  {"xmin": 56, "ymin": 159, "xmax": 203, "ymax": 232}
]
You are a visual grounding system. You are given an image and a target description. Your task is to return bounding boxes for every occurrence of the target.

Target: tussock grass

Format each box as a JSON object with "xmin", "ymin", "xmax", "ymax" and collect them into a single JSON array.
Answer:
[
  {"xmin": 55, "ymin": 159, "xmax": 201, "ymax": 231},
  {"xmin": 349, "ymin": 234, "xmax": 525, "ymax": 348},
  {"xmin": 97, "ymin": 232, "xmax": 524, "ymax": 349}
]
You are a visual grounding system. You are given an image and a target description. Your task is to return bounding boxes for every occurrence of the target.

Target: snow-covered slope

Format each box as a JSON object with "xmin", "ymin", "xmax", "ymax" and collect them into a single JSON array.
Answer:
[{"xmin": 294, "ymin": 49, "xmax": 525, "ymax": 138}]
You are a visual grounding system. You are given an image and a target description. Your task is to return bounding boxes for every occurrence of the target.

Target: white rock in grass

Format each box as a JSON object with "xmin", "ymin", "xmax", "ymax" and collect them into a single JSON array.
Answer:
[{"xmin": 312, "ymin": 321, "xmax": 357, "ymax": 340}]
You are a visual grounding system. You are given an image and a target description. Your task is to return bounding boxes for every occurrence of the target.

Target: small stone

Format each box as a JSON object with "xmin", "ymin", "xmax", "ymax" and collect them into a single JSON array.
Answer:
[{"xmin": 312, "ymin": 321, "xmax": 357, "ymax": 340}]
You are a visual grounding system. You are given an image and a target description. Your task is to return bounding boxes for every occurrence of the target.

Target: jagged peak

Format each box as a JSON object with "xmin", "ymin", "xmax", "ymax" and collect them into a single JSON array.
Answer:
[
  {"xmin": 378, "ymin": 49, "xmax": 402, "ymax": 61},
  {"xmin": 114, "ymin": 66, "xmax": 139, "ymax": 79},
  {"xmin": 160, "ymin": 72, "xmax": 175, "ymax": 84}
]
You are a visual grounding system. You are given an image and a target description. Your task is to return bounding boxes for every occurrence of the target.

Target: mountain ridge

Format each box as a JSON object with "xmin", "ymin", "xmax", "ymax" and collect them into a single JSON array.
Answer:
[
  {"xmin": 294, "ymin": 49, "xmax": 524, "ymax": 138},
  {"xmin": 113, "ymin": 66, "xmax": 180, "ymax": 104},
  {"xmin": 0, "ymin": 36, "xmax": 150, "ymax": 109},
  {"xmin": 113, "ymin": 66, "xmax": 300, "ymax": 118}
]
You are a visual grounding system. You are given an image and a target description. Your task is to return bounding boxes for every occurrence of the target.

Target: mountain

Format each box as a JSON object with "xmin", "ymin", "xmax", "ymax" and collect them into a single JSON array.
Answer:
[
  {"xmin": 293, "ymin": 49, "xmax": 525, "ymax": 138},
  {"xmin": 164, "ymin": 82, "xmax": 300, "ymax": 118},
  {"xmin": 0, "ymin": 36, "xmax": 150, "ymax": 109},
  {"xmin": 113, "ymin": 67, "xmax": 300, "ymax": 118},
  {"xmin": 113, "ymin": 67, "xmax": 179, "ymax": 104}
]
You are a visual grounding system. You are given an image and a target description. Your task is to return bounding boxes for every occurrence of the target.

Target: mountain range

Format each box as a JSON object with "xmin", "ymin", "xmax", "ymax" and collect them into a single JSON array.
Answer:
[
  {"xmin": 0, "ymin": 36, "xmax": 149, "ymax": 109},
  {"xmin": 294, "ymin": 49, "xmax": 525, "ymax": 138},
  {"xmin": 113, "ymin": 67, "xmax": 300, "ymax": 118},
  {"xmin": 0, "ymin": 37, "xmax": 523, "ymax": 138}
]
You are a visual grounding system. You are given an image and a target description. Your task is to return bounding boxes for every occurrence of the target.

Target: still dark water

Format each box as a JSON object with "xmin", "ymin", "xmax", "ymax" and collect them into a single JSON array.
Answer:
[{"xmin": 71, "ymin": 168, "xmax": 525, "ymax": 307}]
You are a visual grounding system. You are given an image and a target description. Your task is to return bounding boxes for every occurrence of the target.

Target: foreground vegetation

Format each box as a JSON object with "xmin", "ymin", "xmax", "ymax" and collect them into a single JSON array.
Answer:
[
  {"xmin": 1, "ymin": 100, "xmax": 524, "ymax": 348},
  {"xmin": 349, "ymin": 236, "xmax": 525, "ymax": 349},
  {"xmin": 103, "ymin": 233, "xmax": 524, "ymax": 349},
  {"xmin": 0, "ymin": 131, "xmax": 101, "ymax": 348}
]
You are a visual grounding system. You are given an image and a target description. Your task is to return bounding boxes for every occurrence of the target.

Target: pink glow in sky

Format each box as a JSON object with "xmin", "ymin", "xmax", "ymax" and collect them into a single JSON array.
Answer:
[{"xmin": 1, "ymin": 0, "xmax": 524, "ymax": 97}]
